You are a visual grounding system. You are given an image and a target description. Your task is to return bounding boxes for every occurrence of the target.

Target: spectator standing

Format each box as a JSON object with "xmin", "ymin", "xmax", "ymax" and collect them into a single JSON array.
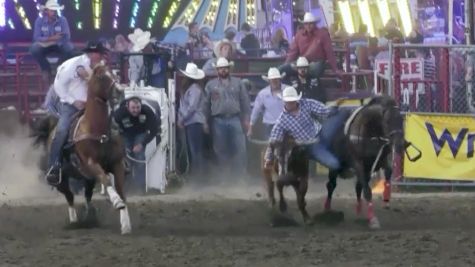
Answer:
[
  {"xmin": 240, "ymin": 22, "xmax": 261, "ymax": 57},
  {"xmin": 202, "ymin": 57, "xmax": 251, "ymax": 178},
  {"xmin": 178, "ymin": 63, "xmax": 207, "ymax": 179}
]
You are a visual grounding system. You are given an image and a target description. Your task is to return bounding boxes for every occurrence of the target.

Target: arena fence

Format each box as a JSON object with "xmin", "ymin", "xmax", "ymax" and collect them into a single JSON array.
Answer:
[{"xmin": 383, "ymin": 43, "xmax": 475, "ymax": 189}]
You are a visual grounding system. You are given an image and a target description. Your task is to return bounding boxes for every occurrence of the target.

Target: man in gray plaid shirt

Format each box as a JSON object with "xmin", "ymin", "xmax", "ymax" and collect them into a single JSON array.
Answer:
[{"xmin": 265, "ymin": 86, "xmax": 346, "ymax": 171}]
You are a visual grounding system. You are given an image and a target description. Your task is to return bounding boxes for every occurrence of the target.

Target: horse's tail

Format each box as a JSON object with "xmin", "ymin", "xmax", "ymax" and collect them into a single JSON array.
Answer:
[{"xmin": 30, "ymin": 115, "xmax": 58, "ymax": 147}]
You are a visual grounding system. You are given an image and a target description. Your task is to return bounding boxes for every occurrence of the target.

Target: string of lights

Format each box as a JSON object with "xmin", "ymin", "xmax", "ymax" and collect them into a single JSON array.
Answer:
[
  {"xmin": 13, "ymin": 0, "xmax": 31, "ymax": 30},
  {"xmin": 129, "ymin": 0, "xmax": 141, "ymax": 28},
  {"xmin": 226, "ymin": 0, "xmax": 238, "ymax": 27},
  {"xmin": 163, "ymin": 0, "xmax": 180, "ymax": 28},
  {"xmin": 175, "ymin": 0, "xmax": 199, "ymax": 27},
  {"xmin": 146, "ymin": 0, "xmax": 160, "ymax": 29},
  {"xmin": 92, "ymin": 0, "xmax": 102, "ymax": 29},
  {"xmin": 0, "ymin": 0, "xmax": 5, "ymax": 28},
  {"xmin": 203, "ymin": 0, "xmax": 220, "ymax": 28},
  {"xmin": 113, "ymin": 0, "xmax": 121, "ymax": 29},
  {"xmin": 245, "ymin": 0, "xmax": 255, "ymax": 25}
]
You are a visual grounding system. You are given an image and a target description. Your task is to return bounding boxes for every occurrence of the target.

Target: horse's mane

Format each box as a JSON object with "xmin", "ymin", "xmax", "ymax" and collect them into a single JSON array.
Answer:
[{"xmin": 367, "ymin": 95, "xmax": 397, "ymax": 109}]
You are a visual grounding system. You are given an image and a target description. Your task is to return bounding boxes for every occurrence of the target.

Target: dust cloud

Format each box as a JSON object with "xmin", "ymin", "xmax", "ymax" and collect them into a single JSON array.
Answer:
[{"xmin": 0, "ymin": 111, "xmax": 51, "ymax": 202}]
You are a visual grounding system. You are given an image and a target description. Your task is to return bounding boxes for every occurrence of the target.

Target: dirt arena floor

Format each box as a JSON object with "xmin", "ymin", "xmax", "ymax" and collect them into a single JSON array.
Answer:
[
  {"xmin": 1, "ymin": 111, "xmax": 475, "ymax": 267},
  {"xmin": 1, "ymin": 188, "xmax": 475, "ymax": 267}
]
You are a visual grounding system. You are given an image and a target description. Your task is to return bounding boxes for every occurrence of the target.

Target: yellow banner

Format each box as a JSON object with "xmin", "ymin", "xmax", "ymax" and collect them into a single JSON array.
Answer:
[{"xmin": 404, "ymin": 113, "xmax": 475, "ymax": 180}]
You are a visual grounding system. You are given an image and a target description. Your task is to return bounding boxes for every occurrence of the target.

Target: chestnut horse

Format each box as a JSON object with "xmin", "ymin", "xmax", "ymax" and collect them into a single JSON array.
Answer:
[
  {"xmin": 32, "ymin": 65, "xmax": 131, "ymax": 234},
  {"xmin": 261, "ymin": 136, "xmax": 311, "ymax": 224}
]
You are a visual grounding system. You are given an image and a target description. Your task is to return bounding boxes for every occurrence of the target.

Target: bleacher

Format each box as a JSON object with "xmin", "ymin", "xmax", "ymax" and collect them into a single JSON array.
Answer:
[{"xmin": 0, "ymin": 39, "xmax": 375, "ymax": 123}]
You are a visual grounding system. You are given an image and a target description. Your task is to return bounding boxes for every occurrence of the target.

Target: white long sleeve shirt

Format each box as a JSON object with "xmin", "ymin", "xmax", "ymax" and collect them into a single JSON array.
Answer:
[{"xmin": 53, "ymin": 54, "xmax": 91, "ymax": 105}]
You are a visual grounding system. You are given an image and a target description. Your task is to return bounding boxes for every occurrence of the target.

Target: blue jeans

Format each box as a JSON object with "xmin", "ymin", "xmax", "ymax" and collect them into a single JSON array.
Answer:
[
  {"xmin": 279, "ymin": 60, "xmax": 326, "ymax": 80},
  {"xmin": 306, "ymin": 110, "xmax": 348, "ymax": 170},
  {"xmin": 185, "ymin": 123, "xmax": 206, "ymax": 176},
  {"xmin": 29, "ymin": 43, "xmax": 74, "ymax": 72},
  {"xmin": 212, "ymin": 116, "xmax": 247, "ymax": 176},
  {"xmin": 48, "ymin": 103, "xmax": 79, "ymax": 168},
  {"xmin": 123, "ymin": 133, "xmax": 147, "ymax": 192}
]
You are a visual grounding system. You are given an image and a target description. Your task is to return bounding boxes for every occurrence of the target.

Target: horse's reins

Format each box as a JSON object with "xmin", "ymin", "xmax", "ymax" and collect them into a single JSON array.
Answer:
[{"xmin": 73, "ymin": 80, "xmax": 117, "ymax": 144}]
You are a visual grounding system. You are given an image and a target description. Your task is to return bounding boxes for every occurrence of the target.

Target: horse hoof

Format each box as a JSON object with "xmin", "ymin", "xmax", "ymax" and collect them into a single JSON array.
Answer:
[
  {"xmin": 369, "ymin": 217, "xmax": 381, "ymax": 229},
  {"xmin": 121, "ymin": 226, "xmax": 132, "ymax": 235}
]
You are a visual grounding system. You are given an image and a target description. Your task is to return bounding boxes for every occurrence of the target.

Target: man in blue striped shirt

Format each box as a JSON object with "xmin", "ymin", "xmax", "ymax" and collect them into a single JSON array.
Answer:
[{"xmin": 265, "ymin": 86, "xmax": 347, "ymax": 171}]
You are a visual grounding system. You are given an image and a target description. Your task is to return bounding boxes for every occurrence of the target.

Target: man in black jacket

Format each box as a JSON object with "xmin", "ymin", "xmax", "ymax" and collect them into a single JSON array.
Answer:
[{"xmin": 114, "ymin": 96, "xmax": 161, "ymax": 193}]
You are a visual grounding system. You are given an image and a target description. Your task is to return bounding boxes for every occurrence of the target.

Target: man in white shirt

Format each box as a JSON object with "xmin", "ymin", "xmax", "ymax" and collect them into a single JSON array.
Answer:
[{"xmin": 45, "ymin": 41, "xmax": 108, "ymax": 185}]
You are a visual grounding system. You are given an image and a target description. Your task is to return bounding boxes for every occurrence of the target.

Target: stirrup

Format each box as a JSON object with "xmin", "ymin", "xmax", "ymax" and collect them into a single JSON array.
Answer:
[{"xmin": 45, "ymin": 165, "xmax": 62, "ymax": 186}]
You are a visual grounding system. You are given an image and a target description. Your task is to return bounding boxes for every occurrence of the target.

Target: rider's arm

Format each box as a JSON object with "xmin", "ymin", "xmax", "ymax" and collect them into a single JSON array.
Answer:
[
  {"xmin": 307, "ymin": 99, "xmax": 332, "ymax": 120},
  {"xmin": 239, "ymin": 79, "xmax": 251, "ymax": 122},
  {"xmin": 249, "ymin": 91, "xmax": 264, "ymax": 126},
  {"xmin": 264, "ymin": 144, "xmax": 275, "ymax": 162},
  {"xmin": 179, "ymin": 85, "xmax": 202, "ymax": 123},
  {"xmin": 142, "ymin": 106, "xmax": 159, "ymax": 146}
]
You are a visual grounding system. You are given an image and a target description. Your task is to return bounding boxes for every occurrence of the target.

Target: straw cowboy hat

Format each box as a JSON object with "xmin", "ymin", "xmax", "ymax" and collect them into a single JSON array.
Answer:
[
  {"xmin": 212, "ymin": 57, "xmax": 234, "ymax": 68},
  {"xmin": 40, "ymin": 0, "xmax": 64, "ymax": 11},
  {"xmin": 180, "ymin": 63, "xmax": 205, "ymax": 80},
  {"xmin": 128, "ymin": 28, "xmax": 151, "ymax": 52},
  {"xmin": 262, "ymin": 67, "xmax": 285, "ymax": 81},
  {"xmin": 280, "ymin": 86, "xmax": 302, "ymax": 102},
  {"xmin": 292, "ymin": 57, "xmax": 310, "ymax": 68},
  {"xmin": 299, "ymin": 12, "xmax": 319, "ymax": 23},
  {"xmin": 213, "ymin": 39, "xmax": 234, "ymax": 58}
]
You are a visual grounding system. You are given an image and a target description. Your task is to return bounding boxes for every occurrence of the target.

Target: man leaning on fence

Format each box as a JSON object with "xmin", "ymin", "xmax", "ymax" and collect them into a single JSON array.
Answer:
[{"xmin": 114, "ymin": 97, "xmax": 161, "ymax": 194}]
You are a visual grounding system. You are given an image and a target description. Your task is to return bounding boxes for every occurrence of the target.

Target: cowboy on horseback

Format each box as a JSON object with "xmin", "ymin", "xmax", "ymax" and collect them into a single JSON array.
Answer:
[
  {"xmin": 45, "ymin": 41, "xmax": 109, "ymax": 185},
  {"xmin": 264, "ymin": 86, "xmax": 348, "ymax": 174}
]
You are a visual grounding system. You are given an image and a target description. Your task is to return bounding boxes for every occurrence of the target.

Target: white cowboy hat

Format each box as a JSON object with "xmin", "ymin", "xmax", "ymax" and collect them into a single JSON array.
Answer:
[
  {"xmin": 262, "ymin": 67, "xmax": 285, "ymax": 81},
  {"xmin": 292, "ymin": 57, "xmax": 310, "ymax": 68},
  {"xmin": 299, "ymin": 12, "xmax": 319, "ymax": 23},
  {"xmin": 213, "ymin": 39, "xmax": 234, "ymax": 58},
  {"xmin": 212, "ymin": 57, "xmax": 234, "ymax": 68},
  {"xmin": 280, "ymin": 86, "xmax": 302, "ymax": 102},
  {"xmin": 180, "ymin": 63, "xmax": 205, "ymax": 80},
  {"xmin": 128, "ymin": 28, "xmax": 151, "ymax": 52},
  {"xmin": 40, "ymin": 0, "xmax": 64, "ymax": 11}
]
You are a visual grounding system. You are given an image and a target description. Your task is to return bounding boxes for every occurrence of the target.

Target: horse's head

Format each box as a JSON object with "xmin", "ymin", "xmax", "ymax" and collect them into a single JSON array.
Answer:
[
  {"xmin": 373, "ymin": 96, "xmax": 405, "ymax": 154},
  {"xmin": 273, "ymin": 135, "xmax": 308, "ymax": 181},
  {"xmin": 88, "ymin": 64, "xmax": 124, "ymax": 109}
]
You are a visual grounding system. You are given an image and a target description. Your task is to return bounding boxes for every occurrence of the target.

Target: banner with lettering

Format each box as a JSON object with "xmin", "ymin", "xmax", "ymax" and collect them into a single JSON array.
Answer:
[{"xmin": 404, "ymin": 113, "xmax": 475, "ymax": 180}]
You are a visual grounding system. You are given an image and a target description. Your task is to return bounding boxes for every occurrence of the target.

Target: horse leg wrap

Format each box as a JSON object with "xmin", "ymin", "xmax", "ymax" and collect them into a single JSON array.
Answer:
[
  {"xmin": 120, "ymin": 206, "xmax": 132, "ymax": 235},
  {"xmin": 324, "ymin": 199, "xmax": 331, "ymax": 211},
  {"xmin": 367, "ymin": 202, "xmax": 374, "ymax": 220},
  {"xmin": 383, "ymin": 182, "xmax": 391, "ymax": 202},
  {"xmin": 68, "ymin": 207, "xmax": 78, "ymax": 223},
  {"xmin": 356, "ymin": 199, "xmax": 362, "ymax": 215},
  {"xmin": 107, "ymin": 186, "xmax": 125, "ymax": 210}
]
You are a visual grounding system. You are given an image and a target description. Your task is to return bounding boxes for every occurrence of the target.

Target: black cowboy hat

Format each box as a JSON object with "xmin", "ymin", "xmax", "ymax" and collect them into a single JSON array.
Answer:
[{"xmin": 82, "ymin": 41, "xmax": 109, "ymax": 54}]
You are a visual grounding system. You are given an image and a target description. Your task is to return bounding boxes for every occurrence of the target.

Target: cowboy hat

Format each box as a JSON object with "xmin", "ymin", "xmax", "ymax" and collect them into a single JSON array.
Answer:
[
  {"xmin": 180, "ymin": 63, "xmax": 205, "ymax": 80},
  {"xmin": 40, "ymin": 0, "xmax": 64, "ymax": 11},
  {"xmin": 280, "ymin": 86, "xmax": 302, "ymax": 102},
  {"xmin": 262, "ymin": 67, "xmax": 285, "ymax": 81},
  {"xmin": 82, "ymin": 41, "xmax": 109, "ymax": 54},
  {"xmin": 292, "ymin": 57, "xmax": 309, "ymax": 68},
  {"xmin": 213, "ymin": 39, "xmax": 234, "ymax": 58},
  {"xmin": 128, "ymin": 28, "xmax": 151, "ymax": 52},
  {"xmin": 212, "ymin": 57, "xmax": 234, "ymax": 68},
  {"xmin": 299, "ymin": 12, "xmax": 319, "ymax": 23}
]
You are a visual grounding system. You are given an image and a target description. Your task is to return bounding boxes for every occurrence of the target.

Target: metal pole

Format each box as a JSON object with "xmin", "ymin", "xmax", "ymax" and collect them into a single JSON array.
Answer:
[
  {"xmin": 448, "ymin": 0, "xmax": 453, "ymax": 44},
  {"xmin": 388, "ymin": 41, "xmax": 393, "ymax": 96},
  {"xmin": 466, "ymin": 0, "xmax": 474, "ymax": 44}
]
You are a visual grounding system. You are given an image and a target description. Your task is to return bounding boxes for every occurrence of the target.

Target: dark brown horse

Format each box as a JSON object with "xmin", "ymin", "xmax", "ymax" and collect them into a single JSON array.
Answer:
[
  {"xmin": 32, "ymin": 65, "xmax": 131, "ymax": 234},
  {"xmin": 325, "ymin": 96, "xmax": 420, "ymax": 229}
]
